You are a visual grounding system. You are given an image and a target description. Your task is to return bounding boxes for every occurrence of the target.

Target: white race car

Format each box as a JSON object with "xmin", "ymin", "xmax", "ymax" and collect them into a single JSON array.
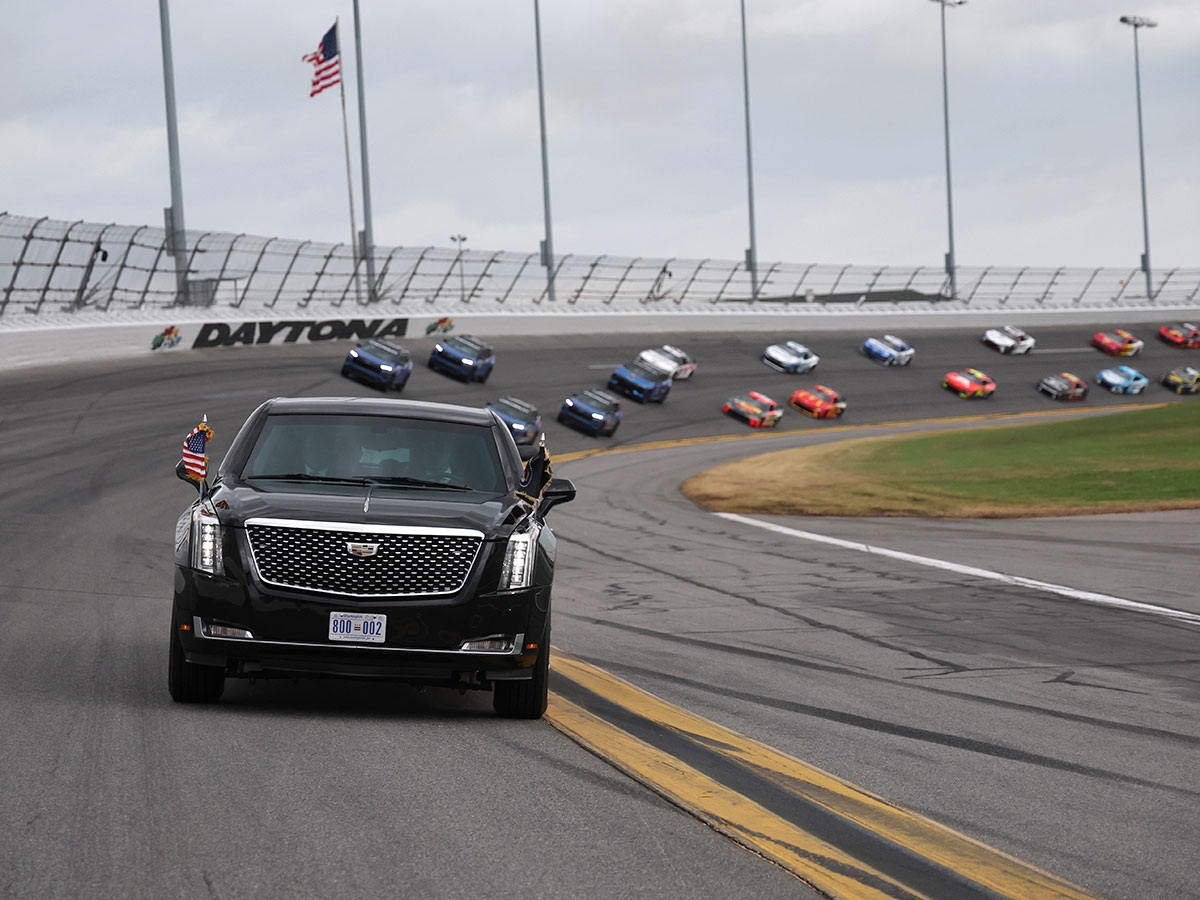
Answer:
[
  {"xmin": 861, "ymin": 334, "xmax": 915, "ymax": 366},
  {"xmin": 761, "ymin": 340, "xmax": 819, "ymax": 374},
  {"xmin": 637, "ymin": 345, "xmax": 697, "ymax": 380},
  {"xmin": 982, "ymin": 325, "xmax": 1036, "ymax": 355}
]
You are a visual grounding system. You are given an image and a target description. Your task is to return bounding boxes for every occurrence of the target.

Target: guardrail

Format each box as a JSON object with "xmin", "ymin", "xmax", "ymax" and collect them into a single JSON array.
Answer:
[{"xmin": 2, "ymin": 212, "xmax": 1197, "ymax": 321}]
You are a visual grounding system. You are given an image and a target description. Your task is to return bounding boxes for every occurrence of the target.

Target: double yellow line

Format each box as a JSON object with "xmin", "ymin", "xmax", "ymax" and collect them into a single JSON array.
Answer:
[{"xmin": 547, "ymin": 651, "xmax": 1103, "ymax": 900}]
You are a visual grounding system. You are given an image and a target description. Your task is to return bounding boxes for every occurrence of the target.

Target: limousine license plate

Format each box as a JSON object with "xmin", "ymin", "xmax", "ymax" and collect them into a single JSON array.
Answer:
[{"xmin": 328, "ymin": 611, "xmax": 387, "ymax": 643}]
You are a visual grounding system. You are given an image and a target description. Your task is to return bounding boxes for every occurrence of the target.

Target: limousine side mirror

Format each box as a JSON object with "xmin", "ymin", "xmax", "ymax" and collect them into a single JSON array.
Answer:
[
  {"xmin": 176, "ymin": 458, "xmax": 202, "ymax": 494},
  {"xmin": 540, "ymin": 477, "xmax": 576, "ymax": 514}
]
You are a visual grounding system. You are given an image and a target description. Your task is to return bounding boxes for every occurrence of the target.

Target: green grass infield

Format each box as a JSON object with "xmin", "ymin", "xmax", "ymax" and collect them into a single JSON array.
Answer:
[{"xmin": 682, "ymin": 401, "xmax": 1200, "ymax": 518}]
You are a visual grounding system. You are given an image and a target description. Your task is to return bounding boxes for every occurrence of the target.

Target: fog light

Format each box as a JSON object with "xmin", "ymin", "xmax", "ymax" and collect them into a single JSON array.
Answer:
[
  {"xmin": 460, "ymin": 636, "xmax": 514, "ymax": 653},
  {"xmin": 206, "ymin": 623, "xmax": 255, "ymax": 640}
]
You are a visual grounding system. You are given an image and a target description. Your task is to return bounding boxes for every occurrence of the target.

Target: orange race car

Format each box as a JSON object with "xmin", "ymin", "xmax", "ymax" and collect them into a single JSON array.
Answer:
[
  {"xmin": 943, "ymin": 368, "xmax": 996, "ymax": 398},
  {"xmin": 723, "ymin": 391, "xmax": 783, "ymax": 428},
  {"xmin": 789, "ymin": 385, "xmax": 846, "ymax": 419},
  {"xmin": 1091, "ymin": 329, "xmax": 1143, "ymax": 356}
]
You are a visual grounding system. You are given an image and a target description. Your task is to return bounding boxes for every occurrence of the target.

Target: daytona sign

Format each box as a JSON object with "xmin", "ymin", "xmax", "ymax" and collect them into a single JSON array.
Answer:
[{"xmin": 191, "ymin": 318, "xmax": 409, "ymax": 349}]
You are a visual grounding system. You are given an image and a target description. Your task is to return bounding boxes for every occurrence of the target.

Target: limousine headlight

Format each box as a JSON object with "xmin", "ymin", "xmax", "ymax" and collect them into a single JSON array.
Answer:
[{"xmin": 191, "ymin": 501, "xmax": 224, "ymax": 574}]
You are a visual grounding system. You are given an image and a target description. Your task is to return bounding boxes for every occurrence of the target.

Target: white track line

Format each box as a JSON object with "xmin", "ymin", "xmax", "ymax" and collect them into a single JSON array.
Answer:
[{"xmin": 715, "ymin": 512, "xmax": 1200, "ymax": 626}]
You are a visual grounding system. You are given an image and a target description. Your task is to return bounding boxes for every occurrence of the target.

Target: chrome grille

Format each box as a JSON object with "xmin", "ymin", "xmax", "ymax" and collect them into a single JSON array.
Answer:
[{"xmin": 245, "ymin": 520, "xmax": 483, "ymax": 597}]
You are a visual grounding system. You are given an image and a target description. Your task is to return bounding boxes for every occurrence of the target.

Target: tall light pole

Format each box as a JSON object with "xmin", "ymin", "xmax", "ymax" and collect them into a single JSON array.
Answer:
[
  {"xmin": 1120, "ymin": 15, "xmax": 1158, "ymax": 300},
  {"xmin": 352, "ymin": 0, "xmax": 378, "ymax": 302},
  {"xmin": 156, "ymin": 0, "xmax": 188, "ymax": 304},
  {"xmin": 450, "ymin": 234, "xmax": 467, "ymax": 303},
  {"xmin": 739, "ymin": 0, "xmax": 759, "ymax": 300},
  {"xmin": 532, "ymin": 0, "xmax": 557, "ymax": 302},
  {"xmin": 930, "ymin": 0, "xmax": 965, "ymax": 300}
]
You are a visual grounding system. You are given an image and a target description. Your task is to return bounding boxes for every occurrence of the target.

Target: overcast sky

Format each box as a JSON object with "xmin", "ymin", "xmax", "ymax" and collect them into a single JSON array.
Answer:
[{"xmin": 5, "ymin": 1, "xmax": 1198, "ymax": 268}]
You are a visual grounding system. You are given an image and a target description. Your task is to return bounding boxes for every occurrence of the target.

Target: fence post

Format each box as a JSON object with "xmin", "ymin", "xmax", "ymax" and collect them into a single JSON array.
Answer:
[
  {"xmin": 109, "ymin": 225, "xmax": 148, "ymax": 309},
  {"xmin": 759, "ymin": 261, "xmax": 782, "ymax": 300},
  {"xmin": 571, "ymin": 257, "xmax": 600, "ymax": 304},
  {"xmin": 714, "ymin": 260, "xmax": 744, "ymax": 303},
  {"xmin": 1, "ymin": 216, "xmax": 49, "ymax": 317},
  {"xmin": 35, "ymin": 219, "xmax": 84, "ymax": 313},
  {"xmin": 396, "ymin": 247, "xmax": 435, "ymax": 303},
  {"xmin": 789, "ymin": 263, "xmax": 817, "ymax": 298},
  {"xmin": 215, "ymin": 233, "xmax": 245, "ymax": 304},
  {"xmin": 965, "ymin": 265, "xmax": 992, "ymax": 303},
  {"xmin": 373, "ymin": 245, "xmax": 406, "ymax": 303},
  {"xmin": 864, "ymin": 267, "xmax": 884, "ymax": 295},
  {"xmin": 902, "ymin": 265, "xmax": 923, "ymax": 291},
  {"xmin": 270, "ymin": 240, "xmax": 310, "ymax": 308},
  {"xmin": 236, "ymin": 237, "xmax": 275, "ymax": 309},
  {"xmin": 137, "ymin": 238, "xmax": 169, "ymax": 308},
  {"xmin": 681, "ymin": 259, "xmax": 705, "ymax": 304},
  {"xmin": 500, "ymin": 253, "xmax": 536, "ymax": 304},
  {"xmin": 537, "ymin": 254, "xmax": 571, "ymax": 304},
  {"xmin": 1001, "ymin": 267, "xmax": 1029, "ymax": 304},
  {"xmin": 645, "ymin": 258, "xmax": 675, "ymax": 303},
  {"xmin": 828, "ymin": 263, "xmax": 852, "ymax": 295},
  {"xmin": 429, "ymin": 249, "xmax": 459, "ymax": 304},
  {"xmin": 302, "ymin": 243, "xmax": 339, "ymax": 308},
  {"xmin": 1154, "ymin": 267, "xmax": 1178, "ymax": 302},
  {"xmin": 605, "ymin": 257, "xmax": 640, "ymax": 305},
  {"xmin": 72, "ymin": 222, "xmax": 118, "ymax": 310},
  {"xmin": 1110, "ymin": 268, "xmax": 1139, "ymax": 303},
  {"xmin": 1072, "ymin": 267, "xmax": 1101, "ymax": 304},
  {"xmin": 178, "ymin": 231, "xmax": 212, "ymax": 306},
  {"xmin": 1037, "ymin": 267, "xmax": 1065, "ymax": 304},
  {"xmin": 468, "ymin": 250, "xmax": 503, "ymax": 303}
]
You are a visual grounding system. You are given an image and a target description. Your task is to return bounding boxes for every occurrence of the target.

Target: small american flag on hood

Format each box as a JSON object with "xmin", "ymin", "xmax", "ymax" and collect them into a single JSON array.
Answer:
[{"xmin": 182, "ymin": 421, "xmax": 214, "ymax": 481}]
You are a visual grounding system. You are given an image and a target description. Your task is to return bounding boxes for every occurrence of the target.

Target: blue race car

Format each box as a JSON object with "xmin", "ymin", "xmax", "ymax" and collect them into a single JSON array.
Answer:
[
  {"xmin": 1096, "ymin": 365, "xmax": 1148, "ymax": 394},
  {"xmin": 340, "ymin": 339, "xmax": 413, "ymax": 391},
  {"xmin": 428, "ymin": 334, "xmax": 495, "ymax": 382},
  {"xmin": 486, "ymin": 395, "xmax": 542, "ymax": 446},
  {"xmin": 861, "ymin": 334, "xmax": 915, "ymax": 366},
  {"xmin": 607, "ymin": 359, "xmax": 672, "ymax": 403},
  {"xmin": 558, "ymin": 389, "xmax": 621, "ymax": 436}
]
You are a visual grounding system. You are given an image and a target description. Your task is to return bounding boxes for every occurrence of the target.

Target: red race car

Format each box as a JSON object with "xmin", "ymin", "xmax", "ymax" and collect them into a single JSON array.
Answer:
[
  {"xmin": 1159, "ymin": 322, "xmax": 1200, "ymax": 348},
  {"xmin": 943, "ymin": 368, "xmax": 996, "ymax": 398},
  {"xmin": 1091, "ymin": 329, "xmax": 1143, "ymax": 356},
  {"xmin": 789, "ymin": 385, "xmax": 846, "ymax": 419},
  {"xmin": 723, "ymin": 391, "xmax": 783, "ymax": 428}
]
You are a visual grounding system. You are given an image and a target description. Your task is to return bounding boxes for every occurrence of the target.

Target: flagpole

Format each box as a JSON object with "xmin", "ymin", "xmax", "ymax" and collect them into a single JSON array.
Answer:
[
  {"xmin": 351, "ymin": 0, "xmax": 377, "ymax": 303},
  {"xmin": 335, "ymin": 19, "xmax": 362, "ymax": 305}
]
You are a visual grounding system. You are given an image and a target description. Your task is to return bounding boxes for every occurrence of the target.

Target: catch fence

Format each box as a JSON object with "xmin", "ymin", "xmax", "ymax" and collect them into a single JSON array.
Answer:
[{"xmin": 2, "ymin": 212, "xmax": 1197, "ymax": 321}]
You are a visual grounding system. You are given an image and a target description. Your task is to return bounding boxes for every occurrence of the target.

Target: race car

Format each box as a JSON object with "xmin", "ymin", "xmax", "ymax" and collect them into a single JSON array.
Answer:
[
  {"xmin": 789, "ymin": 385, "xmax": 846, "ymax": 419},
  {"xmin": 723, "ymin": 391, "xmax": 783, "ymax": 428},
  {"xmin": 1158, "ymin": 323, "xmax": 1200, "ymax": 349},
  {"xmin": 1161, "ymin": 366, "xmax": 1200, "ymax": 394},
  {"xmin": 861, "ymin": 334, "xmax": 915, "ymax": 366},
  {"xmin": 762, "ymin": 340, "xmax": 819, "ymax": 374},
  {"xmin": 485, "ymin": 395, "xmax": 542, "ymax": 446},
  {"xmin": 341, "ymin": 339, "xmax": 413, "ymax": 391},
  {"xmin": 558, "ymin": 389, "xmax": 622, "ymax": 437},
  {"xmin": 607, "ymin": 359, "xmax": 672, "ymax": 403},
  {"xmin": 981, "ymin": 325, "xmax": 1036, "ymax": 354},
  {"xmin": 638, "ymin": 344, "xmax": 697, "ymax": 380},
  {"xmin": 1036, "ymin": 372, "xmax": 1088, "ymax": 401},
  {"xmin": 943, "ymin": 368, "xmax": 996, "ymax": 398},
  {"xmin": 1096, "ymin": 365, "xmax": 1148, "ymax": 394},
  {"xmin": 1091, "ymin": 329, "xmax": 1143, "ymax": 357}
]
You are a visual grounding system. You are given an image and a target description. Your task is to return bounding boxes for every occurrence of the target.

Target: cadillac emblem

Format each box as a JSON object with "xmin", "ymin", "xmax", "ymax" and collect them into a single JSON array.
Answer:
[{"xmin": 346, "ymin": 542, "xmax": 380, "ymax": 558}]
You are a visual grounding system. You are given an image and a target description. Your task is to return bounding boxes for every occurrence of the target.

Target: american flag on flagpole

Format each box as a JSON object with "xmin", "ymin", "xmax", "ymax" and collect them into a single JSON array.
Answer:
[
  {"xmin": 182, "ymin": 421, "xmax": 214, "ymax": 481},
  {"xmin": 303, "ymin": 24, "xmax": 341, "ymax": 97}
]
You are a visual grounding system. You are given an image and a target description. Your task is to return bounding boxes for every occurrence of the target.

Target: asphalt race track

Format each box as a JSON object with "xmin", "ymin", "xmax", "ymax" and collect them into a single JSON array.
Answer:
[{"xmin": 1, "ymin": 323, "xmax": 1197, "ymax": 899}]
